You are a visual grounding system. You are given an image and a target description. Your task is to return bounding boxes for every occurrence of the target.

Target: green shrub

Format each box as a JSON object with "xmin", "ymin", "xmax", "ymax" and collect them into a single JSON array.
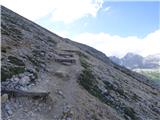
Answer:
[
  {"xmin": 1, "ymin": 66, "xmax": 25, "ymax": 81},
  {"xmin": 1, "ymin": 67, "xmax": 12, "ymax": 81},
  {"xmin": 123, "ymin": 106, "xmax": 137, "ymax": 120},
  {"xmin": 79, "ymin": 56, "xmax": 90, "ymax": 69},
  {"xmin": 78, "ymin": 51, "xmax": 89, "ymax": 59},
  {"xmin": 47, "ymin": 36, "xmax": 57, "ymax": 45}
]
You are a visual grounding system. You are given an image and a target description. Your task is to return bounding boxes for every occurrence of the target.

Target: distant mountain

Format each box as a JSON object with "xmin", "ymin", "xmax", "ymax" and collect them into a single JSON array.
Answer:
[
  {"xmin": 143, "ymin": 54, "xmax": 160, "ymax": 68},
  {"xmin": 110, "ymin": 53, "xmax": 160, "ymax": 69}
]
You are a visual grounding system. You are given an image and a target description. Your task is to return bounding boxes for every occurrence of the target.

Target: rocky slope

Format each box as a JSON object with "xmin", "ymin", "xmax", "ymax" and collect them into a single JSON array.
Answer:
[
  {"xmin": 110, "ymin": 53, "xmax": 160, "ymax": 69},
  {"xmin": 1, "ymin": 6, "xmax": 160, "ymax": 120}
]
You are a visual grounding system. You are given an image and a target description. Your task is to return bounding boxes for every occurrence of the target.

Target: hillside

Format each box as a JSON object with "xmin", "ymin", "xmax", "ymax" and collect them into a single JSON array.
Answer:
[
  {"xmin": 133, "ymin": 68, "xmax": 160, "ymax": 84},
  {"xmin": 1, "ymin": 6, "xmax": 160, "ymax": 120}
]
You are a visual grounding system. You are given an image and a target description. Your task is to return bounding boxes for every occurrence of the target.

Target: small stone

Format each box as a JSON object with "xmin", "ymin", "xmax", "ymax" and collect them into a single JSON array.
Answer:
[
  {"xmin": 19, "ymin": 86, "xmax": 28, "ymax": 91},
  {"xmin": 58, "ymin": 90, "xmax": 63, "ymax": 96},
  {"xmin": 19, "ymin": 104, "xmax": 23, "ymax": 108},
  {"xmin": 14, "ymin": 77, "xmax": 19, "ymax": 81},
  {"xmin": 14, "ymin": 85, "xmax": 21, "ymax": 90},
  {"xmin": 1, "ymin": 81, "xmax": 10, "ymax": 86},
  {"xmin": 48, "ymin": 106, "xmax": 52, "ymax": 110},
  {"xmin": 56, "ymin": 89, "xmax": 65, "ymax": 98},
  {"xmin": 152, "ymin": 106, "xmax": 160, "ymax": 113},
  {"xmin": 26, "ymin": 69, "xmax": 34, "ymax": 73},
  {"xmin": 66, "ymin": 118, "xmax": 72, "ymax": 120},
  {"xmin": 40, "ymin": 63, "xmax": 46, "ymax": 68},
  {"xmin": 12, "ymin": 77, "xmax": 20, "ymax": 84},
  {"xmin": 5, "ymin": 104, "xmax": 13, "ymax": 115},
  {"xmin": 19, "ymin": 76, "xmax": 30, "ymax": 85},
  {"xmin": 27, "ymin": 83, "xmax": 35, "ymax": 89},
  {"xmin": 40, "ymin": 51, "xmax": 45, "ymax": 56},
  {"xmin": 157, "ymin": 102, "xmax": 160, "ymax": 107},
  {"xmin": 10, "ymin": 78, "xmax": 14, "ymax": 82},
  {"xmin": 54, "ymin": 70, "xmax": 69, "ymax": 78}
]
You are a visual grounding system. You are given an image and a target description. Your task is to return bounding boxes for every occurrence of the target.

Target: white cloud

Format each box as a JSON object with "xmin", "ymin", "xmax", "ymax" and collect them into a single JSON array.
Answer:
[
  {"xmin": 1, "ymin": 0, "xmax": 103, "ymax": 23},
  {"xmin": 51, "ymin": 0, "xmax": 103, "ymax": 23},
  {"xmin": 73, "ymin": 30, "xmax": 160, "ymax": 58},
  {"xmin": 1, "ymin": 0, "xmax": 54, "ymax": 21},
  {"xmin": 103, "ymin": 6, "xmax": 111, "ymax": 12}
]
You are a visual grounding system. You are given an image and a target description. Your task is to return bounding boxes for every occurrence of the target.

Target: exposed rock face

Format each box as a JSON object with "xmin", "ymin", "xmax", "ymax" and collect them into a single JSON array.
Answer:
[{"xmin": 1, "ymin": 6, "xmax": 160, "ymax": 120}]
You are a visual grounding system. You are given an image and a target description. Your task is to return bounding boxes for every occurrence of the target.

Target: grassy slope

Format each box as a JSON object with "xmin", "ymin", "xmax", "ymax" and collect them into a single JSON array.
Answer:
[{"xmin": 134, "ymin": 68, "xmax": 160, "ymax": 81}]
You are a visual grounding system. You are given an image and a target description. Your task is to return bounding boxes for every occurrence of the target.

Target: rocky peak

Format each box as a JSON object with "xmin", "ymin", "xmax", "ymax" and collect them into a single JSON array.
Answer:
[{"xmin": 110, "ymin": 52, "xmax": 160, "ymax": 69}]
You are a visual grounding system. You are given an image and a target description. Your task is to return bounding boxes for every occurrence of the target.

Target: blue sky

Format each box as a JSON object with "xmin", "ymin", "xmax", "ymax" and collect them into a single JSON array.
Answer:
[
  {"xmin": 1, "ymin": 0, "xmax": 160, "ymax": 57},
  {"xmin": 35, "ymin": 1, "xmax": 159, "ymax": 38}
]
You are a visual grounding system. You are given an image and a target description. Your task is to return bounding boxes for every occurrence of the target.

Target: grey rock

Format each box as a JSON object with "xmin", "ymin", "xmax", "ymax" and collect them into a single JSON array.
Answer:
[
  {"xmin": 66, "ymin": 118, "xmax": 72, "ymax": 120},
  {"xmin": 57, "ymin": 90, "xmax": 63, "ymax": 96},
  {"xmin": 19, "ymin": 76, "xmax": 30, "ymax": 85},
  {"xmin": 19, "ymin": 86, "xmax": 28, "ymax": 91},
  {"xmin": 5, "ymin": 104, "xmax": 13, "ymax": 115},
  {"xmin": 1, "ymin": 81, "xmax": 10, "ymax": 86}
]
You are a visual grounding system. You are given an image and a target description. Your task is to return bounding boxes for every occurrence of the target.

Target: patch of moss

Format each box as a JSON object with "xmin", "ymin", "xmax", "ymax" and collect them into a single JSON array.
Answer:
[
  {"xmin": 103, "ymin": 81, "xmax": 115, "ymax": 90},
  {"xmin": 1, "ymin": 67, "xmax": 12, "ymax": 81},
  {"xmin": 78, "ymin": 56, "xmax": 138, "ymax": 120},
  {"xmin": 103, "ymin": 81, "xmax": 125, "ymax": 97},
  {"xmin": 8, "ymin": 56, "xmax": 25, "ymax": 66},
  {"xmin": 1, "ymin": 66, "xmax": 25, "ymax": 81},
  {"xmin": 79, "ymin": 68, "xmax": 96, "ymax": 89},
  {"xmin": 79, "ymin": 55, "xmax": 102, "ymax": 97},
  {"xmin": 80, "ymin": 57, "xmax": 90, "ymax": 69},
  {"xmin": 79, "ymin": 53, "xmax": 90, "ymax": 69},
  {"xmin": 123, "ymin": 106, "xmax": 137, "ymax": 120},
  {"xmin": 26, "ymin": 55, "xmax": 44, "ymax": 71},
  {"xmin": 78, "ymin": 51, "xmax": 89, "ymax": 59},
  {"xmin": 117, "ymin": 88, "xmax": 125, "ymax": 96},
  {"xmin": 9, "ymin": 66, "xmax": 25, "ymax": 75},
  {"xmin": 47, "ymin": 36, "xmax": 57, "ymax": 45},
  {"xmin": 78, "ymin": 64, "xmax": 116, "ymax": 107},
  {"xmin": 26, "ymin": 55, "xmax": 38, "ymax": 66},
  {"xmin": 79, "ymin": 56, "xmax": 112, "ymax": 102}
]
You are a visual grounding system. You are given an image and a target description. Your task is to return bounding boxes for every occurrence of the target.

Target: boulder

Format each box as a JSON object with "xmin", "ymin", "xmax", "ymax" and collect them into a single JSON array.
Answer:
[
  {"xmin": 18, "ymin": 76, "xmax": 30, "ymax": 85},
  {"xmin": 54, "ymin": 70, "xmax": 69, "ymax": 78}
]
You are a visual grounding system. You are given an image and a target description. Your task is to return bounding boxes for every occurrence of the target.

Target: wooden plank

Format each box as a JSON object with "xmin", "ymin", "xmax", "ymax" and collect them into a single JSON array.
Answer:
[
  {"xmin": 1, "ymin": 89, "xmax": 50, "ymax": 98},
  {"xmin": 58, "ymin": 53, "xmax": 74, "ymax": 57},
  {"xmin": 55, "ymin": 58, "xmax": 76, "ymax": 63}
]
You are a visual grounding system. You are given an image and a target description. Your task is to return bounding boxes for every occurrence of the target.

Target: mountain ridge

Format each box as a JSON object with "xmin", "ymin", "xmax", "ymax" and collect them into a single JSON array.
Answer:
[{"xmin": 110, "ymin": 52, "xmax": 160, "ymax": 69}]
